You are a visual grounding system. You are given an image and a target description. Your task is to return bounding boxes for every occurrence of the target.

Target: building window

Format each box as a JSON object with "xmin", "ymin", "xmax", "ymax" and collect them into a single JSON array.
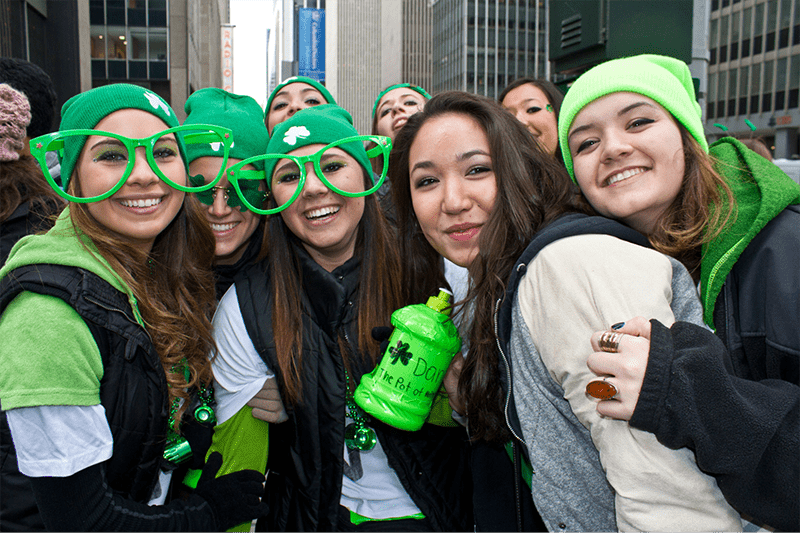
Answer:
[
  {"xmin": 708, "ymin": 72, "xmax": 717, "ymax": 120},
  {"xmin": 775, "ymin": 57, "xmax": 787, "ymax": 110},
  {"xmin": 751, "ymin": 63, "xmax": 761, "ymax": 112},
  {"xmin": 763, "ymin": 59, "xmax": 774, "ymax": 112},
  {"xmin": 740, "ymin": 65, "xmax": 749, "ymax": 115},
  {"xmin": 790, "ymin": 54, "xmax": 800, "ymax": 108},
  {"xmin": 90, "ymin": 0, "xmax": 169, "ymax": 83}
]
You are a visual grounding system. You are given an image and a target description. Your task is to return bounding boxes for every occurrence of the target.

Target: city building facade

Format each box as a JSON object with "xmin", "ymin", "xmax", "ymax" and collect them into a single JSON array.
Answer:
[
  {"xmin": 706, "ymin": 0, "xmax": 799, "ymax": 158},
  {"xmin": 431, "ymin": 0, "xmax": 547, "ymax": 99},
  {"xmin": 268, "ymin": 0, "xmax": 432, "ymax": 133},
  {"xmin": 2, "ymin": 0, "xmax": 229, "ymax": 123}
]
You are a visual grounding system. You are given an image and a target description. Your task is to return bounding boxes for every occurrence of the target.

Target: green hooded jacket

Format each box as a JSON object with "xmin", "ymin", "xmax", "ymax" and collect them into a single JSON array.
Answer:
[
  {"xmin": 0, "ymin": 207, "xmax": 143, "ymax": 410},
  {"xmin": 700, "ymin": 137, "xmax": 800, "ymax": 328}
]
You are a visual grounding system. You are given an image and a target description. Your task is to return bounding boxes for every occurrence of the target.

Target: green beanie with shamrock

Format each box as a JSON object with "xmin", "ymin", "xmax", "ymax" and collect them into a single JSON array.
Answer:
[
  {"xmin": 265, "ymin": 76, "xmax": 336, "ymax": 118},
  {"xmin": 57, "ymin": 83, "xmax": 184, "ymax": 189},
  {"xmin": 558, "ymin": 54, "xmax": 708, "ymax": 183},
  {"xmin": 371, "ymin": 83, "xmax": 432, "ymax": 120},
  {"xmin": 264, "ymin": 104, "xmax": 370, "ymax": 188},
  {"xmin": 184, "ymin": 87, "xmax": 269, "ymax": 171}
]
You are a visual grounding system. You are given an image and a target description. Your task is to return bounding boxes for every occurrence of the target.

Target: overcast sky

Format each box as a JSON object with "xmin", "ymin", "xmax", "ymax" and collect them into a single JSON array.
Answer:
[{"xmin": 229, "ymin": 0, "xmax": 272, "ymax": 111}]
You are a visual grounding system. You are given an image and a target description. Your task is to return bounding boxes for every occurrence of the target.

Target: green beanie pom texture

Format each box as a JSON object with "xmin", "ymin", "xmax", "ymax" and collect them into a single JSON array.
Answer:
[
  {"xmin": 265, "ymin": 76, "xmax": 336, "ymax": 118},
  {"xmin": 371, "ymin": 83, "xmax": 432, "ymax": 119},
  {"xmin": 558, "ymin": 54, "xmax": 708, "ymax": 183},
  {"xmin": 58, "ymin": 83, "xmax": 183, "ymax": 188},
  {"xmin": 264, "ymin": 104, "xmax": 370, "ymax": 188},
  {"xmin": 183, "ymin": 87, "xmax": 269, "ymax": 171}
]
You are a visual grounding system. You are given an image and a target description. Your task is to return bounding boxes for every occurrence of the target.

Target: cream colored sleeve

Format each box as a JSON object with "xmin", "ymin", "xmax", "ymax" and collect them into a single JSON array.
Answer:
[{"xmin": 519, "ymin": 234, "xmax": 743, "ymax": 532}]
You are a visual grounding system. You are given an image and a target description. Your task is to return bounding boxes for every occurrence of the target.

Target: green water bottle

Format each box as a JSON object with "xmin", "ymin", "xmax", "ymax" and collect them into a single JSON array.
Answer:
[{"xmin": 354, "ymin": 289, "xmax": 461, "ymax": 431}]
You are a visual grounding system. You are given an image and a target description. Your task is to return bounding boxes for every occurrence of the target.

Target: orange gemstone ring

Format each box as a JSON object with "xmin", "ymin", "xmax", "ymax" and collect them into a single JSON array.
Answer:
[{"xmin": 586, "ymin": 377, "xmax": 618, "ymax": 400}]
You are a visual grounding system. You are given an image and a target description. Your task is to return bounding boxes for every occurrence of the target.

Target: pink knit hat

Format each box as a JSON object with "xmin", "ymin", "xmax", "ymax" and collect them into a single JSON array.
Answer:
[{"xmin": 0, "ymin": 83, "xmax": 32, "ymax": 162}]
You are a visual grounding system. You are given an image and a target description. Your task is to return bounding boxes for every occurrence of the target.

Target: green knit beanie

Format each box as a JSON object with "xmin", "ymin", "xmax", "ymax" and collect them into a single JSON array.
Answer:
[
  {"xmin": 265, "ymin": 76, "xmax": 336, "ymax": 118},
  {"xmin": 184, "ymin": 87, "xmax": 269, "ymax": 171},
  {"xmin": 58, "ymin": 83, "xmax": 184, "ymax": 188},
  {"xmin": 371, "ymin": 83, "xmax": 432, "ymax": 119},
  {"xmin": 559, "ymin": 54, "xmax": 708, "ymax": 183},
  {"xmin": 264, "ymin": 104, "xmax": 370, "ymax": 187}
]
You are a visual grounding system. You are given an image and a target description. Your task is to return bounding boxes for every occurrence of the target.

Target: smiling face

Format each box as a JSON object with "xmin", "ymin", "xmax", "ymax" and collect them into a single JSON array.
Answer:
[
  {"xmin": 189, "ymin": 156, "xmax": 263, "ymax": 265},
  {"xmin": 501, "ymin": 83, "xmax": 559, "ymax": 155},
  {"xmin": 76, "ymin": 109, "xmax": 185, "ymax": 253},
  {"xmin": 267, "ymin": 83, "xmax": 327, "ymax": 135},
  {"xmin": 375, "ymin": 88, "xmax": 427, "ymax": 141},
  {"xmin": 568, "ymin": 92, "xmax": 686, "ymax": 235},
  {"xmin": 408, "ymin": 113, "xmax": 497, "ymax": 268},
  {"xmin": 271, "ymin": 144, "xmax": 366, "ymax": 272}
]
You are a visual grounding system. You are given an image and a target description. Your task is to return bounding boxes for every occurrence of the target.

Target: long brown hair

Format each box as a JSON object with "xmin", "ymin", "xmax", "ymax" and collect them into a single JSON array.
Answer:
[
  {"xmin": 70, "ymin": 172, "xmax": 217, "ymax": 430},
  {"xmin": 260, "ymin": 169, "xmax": 404, "ymax": 405},
  {"xmin": 389, "ymin": 91, "xmax": 593, "ymax": 442},
  {"xmin": 0, "ymin": 155, "xmax": 65, "ymax": 222},
  {"xmin": 636, "ymin": 127, "xmax": 735, "ymax": 278}
]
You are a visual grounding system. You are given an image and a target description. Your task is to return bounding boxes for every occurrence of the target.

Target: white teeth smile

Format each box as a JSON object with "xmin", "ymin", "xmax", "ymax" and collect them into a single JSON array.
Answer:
[
  {"xmin": 211, "ymin": 222, "xmax": 238, "ymax": 232},
  {"xmin": 607, "ymin": 167, "xmax": 646, "ymax": 186},
  {"xmin": 120, "ymin": 198, "xmax": 162, "ymax": 208},
  {"xmin": 305, "ymin": 206, "xmax": 339, "ymax": 220}
]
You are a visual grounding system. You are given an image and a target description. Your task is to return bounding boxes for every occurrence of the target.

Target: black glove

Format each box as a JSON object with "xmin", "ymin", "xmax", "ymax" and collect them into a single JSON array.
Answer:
[
  {"xmin": 194, "ymin": 452, "xmax": 268, "ymax": 530},
  {"xmin": 181, "ymin": 415, "xmax": 213, "ymax": 470},
  {"xmin": 371, "ymin": 326, "xmax": 393, "ymax": 359}
]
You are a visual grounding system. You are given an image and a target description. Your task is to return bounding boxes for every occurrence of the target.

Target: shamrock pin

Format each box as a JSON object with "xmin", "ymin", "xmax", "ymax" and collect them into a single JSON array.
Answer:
[
  {"xmin": 388, "ymin": 340, "xmax": 412, "ymax": 366},
  {"xmin": 283, "ymin": 125, "xmax": 310, "ymax": 146}
]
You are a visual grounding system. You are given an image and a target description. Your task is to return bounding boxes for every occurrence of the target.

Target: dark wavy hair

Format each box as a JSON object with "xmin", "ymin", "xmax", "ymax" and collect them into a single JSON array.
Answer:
[{"xmin": 389, "ymin": 91, "xmax": 593, "ymax": 442}]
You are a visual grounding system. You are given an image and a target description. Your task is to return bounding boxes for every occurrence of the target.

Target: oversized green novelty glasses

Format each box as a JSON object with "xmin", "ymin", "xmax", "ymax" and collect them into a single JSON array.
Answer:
[
  {"xmin": 29, "ymin": 124, "xmax": 233, "ymax": 203},
  {"xmin": 225, "ymin": 135, "xmax": 392, "ymax": 215}
]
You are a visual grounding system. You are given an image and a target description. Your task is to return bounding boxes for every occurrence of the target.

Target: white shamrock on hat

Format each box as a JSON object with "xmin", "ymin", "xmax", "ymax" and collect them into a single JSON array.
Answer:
[
  {"xmin": 283, "ymin": 126, "xmax": 310, "ymax": 146},
  {"xmin": 144, "ymin": 91, "xmax": 171, "ymax": 116},
  {"xmin": 209, "ymin": 140, "xmax": 233, "ymax": 152}
]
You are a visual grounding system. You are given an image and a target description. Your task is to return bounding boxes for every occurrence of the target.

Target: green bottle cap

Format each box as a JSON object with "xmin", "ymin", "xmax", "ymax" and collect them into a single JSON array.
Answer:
[{"xmin": 425, "ymin": 288, "xmax": 453, "ymax": 315}]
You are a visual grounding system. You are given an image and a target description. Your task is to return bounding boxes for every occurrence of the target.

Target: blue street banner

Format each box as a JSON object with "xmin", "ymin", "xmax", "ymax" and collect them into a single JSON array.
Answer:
[{"xmin": 298, "ymin": 8, "xmax": 325, "ymax": 81}]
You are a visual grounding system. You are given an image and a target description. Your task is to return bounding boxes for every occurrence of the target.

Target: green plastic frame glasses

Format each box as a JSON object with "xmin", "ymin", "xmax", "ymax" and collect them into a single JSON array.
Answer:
[
  {"xmin": 225, "ymin": 134, "xmax": 392, "ymax": 215},
  {"xmin": 29, "ymin": 124, "xmax": 233, "ymax": 203}
]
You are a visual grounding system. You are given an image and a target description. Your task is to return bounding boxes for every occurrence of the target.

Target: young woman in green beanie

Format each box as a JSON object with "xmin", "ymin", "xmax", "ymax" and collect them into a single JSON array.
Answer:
[
  {"xmin": 389, "ymin": 90, "xmax": 759, "ymax": 531},
  {"xmin": 0, "ymin": 83, "xmax": 267, "ymax": 531},
  {"xmin": 184, "ymin": 87, "xmax": 269, "ymax": 299},
  {"xmin": 371, "ymin": 83, "xmax": 431, "ymax": 142},
  {"xmin": 208, "ymin": 103, "xmax": 472, "ymax": 532},
  {"xmin": 560, "ymin": 54, "xmax": 799, "ymax": 531},
  {"xmin": 265, "ymin": 75, "xmax": 335, "ymax": 135}
]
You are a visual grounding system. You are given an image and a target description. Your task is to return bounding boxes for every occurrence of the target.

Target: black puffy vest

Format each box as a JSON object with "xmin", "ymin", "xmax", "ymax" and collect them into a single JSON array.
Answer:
[
  {"xmin": 0, "ymin": 264, "xmax": 171, "ymax": 529},
  {"xmin": 235, "ymin": 247, "xmax": 473, "ymax": 532}
]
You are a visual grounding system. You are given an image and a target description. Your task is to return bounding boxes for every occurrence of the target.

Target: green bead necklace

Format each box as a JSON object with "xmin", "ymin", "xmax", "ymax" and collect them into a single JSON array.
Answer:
[
  {"xmin": 344, "ymin": 369, "xmax": 376, "ymax": 451},
  {"xmin": 163, "ymin": 363, "xmax": 216, "ymax": 466}
]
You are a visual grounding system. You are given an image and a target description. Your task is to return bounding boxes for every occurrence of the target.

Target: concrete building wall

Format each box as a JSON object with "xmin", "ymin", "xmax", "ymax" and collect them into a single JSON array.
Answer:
[{"xmin": 402, "ymin": 0, "xmax": 433, "ymax": 91}]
